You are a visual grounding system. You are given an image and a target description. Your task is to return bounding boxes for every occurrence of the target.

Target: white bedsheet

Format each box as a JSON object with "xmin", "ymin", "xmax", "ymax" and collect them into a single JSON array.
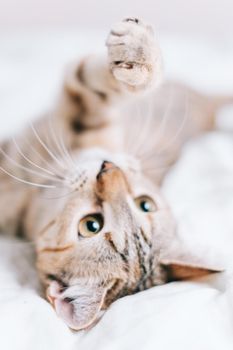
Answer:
[{"xmin": 0, "ymin": 31, "xmax": 233, "ymax": 350}]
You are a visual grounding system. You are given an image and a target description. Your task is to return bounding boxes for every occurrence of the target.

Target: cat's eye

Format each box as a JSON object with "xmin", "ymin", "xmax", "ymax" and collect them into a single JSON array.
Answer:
[
  {"xmin": 134, "ymin": 196, "xmax": 157, "ymax": 213},
  {"xmin": 78, "ymin": 214, "xmax": 104, "ymax": 238}
]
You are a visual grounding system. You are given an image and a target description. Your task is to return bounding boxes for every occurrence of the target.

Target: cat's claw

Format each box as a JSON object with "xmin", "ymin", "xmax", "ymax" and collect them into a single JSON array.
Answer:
[{"xmin": 106, "ymin": 18, "xmax": 162, "ymax": 89}]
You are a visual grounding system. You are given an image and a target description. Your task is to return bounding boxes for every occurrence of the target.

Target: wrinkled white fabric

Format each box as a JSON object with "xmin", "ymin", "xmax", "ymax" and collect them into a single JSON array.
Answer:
[{"xmin": 0, "ymin": 31, "xmax": 233, "ymax": 350}]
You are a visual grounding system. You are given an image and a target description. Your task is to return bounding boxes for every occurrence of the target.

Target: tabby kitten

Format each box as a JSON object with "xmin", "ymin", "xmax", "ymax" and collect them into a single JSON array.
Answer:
[{"xmin": 0, "ymin": 18, "xmax": 228, "ymax": 330}]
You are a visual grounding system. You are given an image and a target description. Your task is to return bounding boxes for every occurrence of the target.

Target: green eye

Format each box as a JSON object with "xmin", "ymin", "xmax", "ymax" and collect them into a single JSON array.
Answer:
[
  {"xmin": 78, "ymin": 214, "xmax": 104, "ymax": 238},
  {"xmin": 135, "ymin": 196, "xmax": 157, "ymax": 213}
]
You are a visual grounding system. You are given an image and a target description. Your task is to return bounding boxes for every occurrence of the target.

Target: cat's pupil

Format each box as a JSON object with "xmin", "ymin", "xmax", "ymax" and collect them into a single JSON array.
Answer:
[
  {"xmin": 140, "ymin": 201, "xmax": 151, "ymax": 212},
  {"xmin": 86, "ymin": 220, "xmax": 100, "ymax": 233}
]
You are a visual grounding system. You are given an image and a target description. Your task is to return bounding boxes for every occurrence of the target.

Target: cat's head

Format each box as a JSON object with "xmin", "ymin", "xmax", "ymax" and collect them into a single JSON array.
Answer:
[{"xmin": 26, "ymin": 148, "xmax": 219, "ymax": 330}]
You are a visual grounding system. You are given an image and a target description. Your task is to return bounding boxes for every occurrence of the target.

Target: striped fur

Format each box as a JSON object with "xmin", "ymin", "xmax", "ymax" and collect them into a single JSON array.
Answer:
[{"xmin": 0, "ymin": 18, "xmax": 228, "ymax": 330}]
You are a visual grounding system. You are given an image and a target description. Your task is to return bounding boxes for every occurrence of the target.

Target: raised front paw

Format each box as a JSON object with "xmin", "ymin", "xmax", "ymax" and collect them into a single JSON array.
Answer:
[{"xmin": 106, "ymin": 17, "xmax": 162, "ymax": 89}]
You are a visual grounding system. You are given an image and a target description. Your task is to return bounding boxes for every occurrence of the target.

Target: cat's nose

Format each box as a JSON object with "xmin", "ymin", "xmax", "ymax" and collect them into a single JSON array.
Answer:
[
  {"xmin": 99, "ymin": 160, "xmax": 116, "ymax": 174},
  {"xmin": 96, "ymin": 160, "xmax": 129, "ymax": 200}
]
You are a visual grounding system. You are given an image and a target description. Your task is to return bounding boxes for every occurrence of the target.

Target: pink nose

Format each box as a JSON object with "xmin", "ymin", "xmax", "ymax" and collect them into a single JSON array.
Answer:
[
  {"xmin": 100, "ymin": 160, "xmax": 116, "ymax": 172},
  {"xmin": 97, "ymin": 161, "xmax": 117, "ymax": 179}
]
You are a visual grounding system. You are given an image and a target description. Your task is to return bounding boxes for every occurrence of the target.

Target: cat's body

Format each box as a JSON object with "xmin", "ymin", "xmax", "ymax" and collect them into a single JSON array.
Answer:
[{"xmin": 0, "ymin": 18, "xmax": 230, "ymax": 330}]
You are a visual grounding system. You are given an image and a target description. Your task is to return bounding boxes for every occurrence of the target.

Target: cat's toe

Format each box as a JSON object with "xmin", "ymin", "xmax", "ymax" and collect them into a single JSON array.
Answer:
[
  {"xmin": 106, "ymin": 18, "xmax": 162, "ymax": 89},
  {"xmin": 124, "ymin": 17, "xmax": 140, "ymax": 24}
]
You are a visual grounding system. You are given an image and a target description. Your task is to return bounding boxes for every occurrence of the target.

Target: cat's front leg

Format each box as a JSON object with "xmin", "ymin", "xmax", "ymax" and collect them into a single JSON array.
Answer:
[
  {"xmin": 74, "ymin": 17, "xmax": 163, "ymax": 98},
  {"xmin": 58, "ymin": 18, "xmax": 162, "ymax": 133},
  {"xmin": 50, "ymin": 18, "xmax": 163, "ymax": 152},
  {"xmin": 106, "ymin": 17, "xmax": 162, "ymax": 92}
]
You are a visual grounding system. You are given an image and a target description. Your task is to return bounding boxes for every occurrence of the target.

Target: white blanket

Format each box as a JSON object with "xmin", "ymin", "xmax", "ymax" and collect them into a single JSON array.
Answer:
[{"xmin": 0, "ymin": 31, "xmax": 233, "ymax": 350}]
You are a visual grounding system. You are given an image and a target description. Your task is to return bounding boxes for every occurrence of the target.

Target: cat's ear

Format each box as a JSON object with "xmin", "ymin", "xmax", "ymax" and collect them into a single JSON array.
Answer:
[
  {"xmin": 48, "ymin": 281, "xmax": 107, "ymax": 331},
  {"xmin": 160, "ymin": 258, "xmax": 223, "ymax": 282}
]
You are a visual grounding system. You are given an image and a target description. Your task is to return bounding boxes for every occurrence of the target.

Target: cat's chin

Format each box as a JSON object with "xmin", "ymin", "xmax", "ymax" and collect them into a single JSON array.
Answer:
[{"xmin": 47, "ymin": 280, "xmax": 106, "ymax": 331}]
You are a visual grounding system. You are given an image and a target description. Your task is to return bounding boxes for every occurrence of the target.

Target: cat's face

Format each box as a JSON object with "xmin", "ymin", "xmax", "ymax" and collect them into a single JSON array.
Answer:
[{"xmin": 28, "ymin": 149, "xmax": 212, "ymax": 330}]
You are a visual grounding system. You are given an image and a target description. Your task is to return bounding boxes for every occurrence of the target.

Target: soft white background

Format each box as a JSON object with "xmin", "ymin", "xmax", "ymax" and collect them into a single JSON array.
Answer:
[
  {"xmin": 0, "ymin": 1, "xmax": 233, "ymax": 350},
  {"xmin": 1, "ymin": 0, "xmax": 233, "ymax": 42}
]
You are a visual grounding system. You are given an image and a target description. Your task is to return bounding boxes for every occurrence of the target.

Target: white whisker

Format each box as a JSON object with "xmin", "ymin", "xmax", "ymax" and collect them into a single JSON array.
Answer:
[
  {"xmin": 0, "ymin": 147, "xmax": 64, "ymax": 184},
  {"xmin": 0, "ymin": 165, "xmax": 58, "ymax": 189},
  {"xmin": 148, "ymin": 85, "xmax": 174, "ymax": 151},
  {"xmin": 133, "ymin": 96, "xmax": 154, "ymax": 157},
  {"xmin": 48, "ymin": 115, "xmax": 76, "ymax": 170},
  {"xmin": 23, "ymin": 141, "xmax": 65, "ymax": 179},
  {"xmin": 138, "ymin": 87, "xmax": 187, "ymax": 164},
  {"xmin": 138, "ymin": 85, "xmax": 174, "ymax": 160},
  {"xmin": 12, "ymin": 137, "xmax": 57, "ymax": 177},
  {"xmin": 54, "ymin": 119, "xmax": 77, "ymax": 171},
  {"xmin": 29, "ymin": 122, "xmax": 66, "ymax": 170},
  {"xmin": 157, "ymin": 91, "xmax": 189, "ymax": 154},
  {"xmin": 125, "ymin": 100, "xmax": 147, "ymax": 155}
]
